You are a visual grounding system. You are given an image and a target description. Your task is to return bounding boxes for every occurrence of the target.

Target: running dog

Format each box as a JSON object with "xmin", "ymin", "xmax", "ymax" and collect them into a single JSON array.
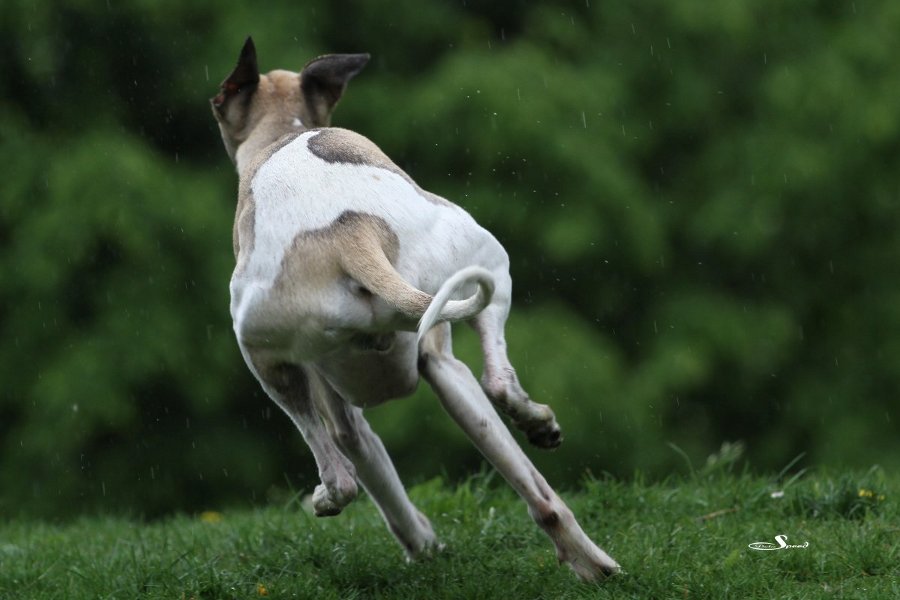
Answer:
[{"xmin": 210, "ymin": 37, "xmax": 620, "ymax": 580}]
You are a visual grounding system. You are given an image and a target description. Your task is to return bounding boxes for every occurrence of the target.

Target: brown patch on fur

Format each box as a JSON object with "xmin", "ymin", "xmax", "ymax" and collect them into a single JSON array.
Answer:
[
  {"xmin": 259, "ymin": 362, "xmax": 309, "ymax": 396},
  {"xmin": 539, "ymin": 510, "xmax": 560, "ymax": 528},
  {"xmin": 275, "ymin": 211, "xmax": 432, "ymax": 319},
  {"xmin": 307, "ymin": 128, "xmax": 452, "ymax": 207},
  {"xmin": 307, "ymin": 127, "xmax": 397, "ymax": 170}
]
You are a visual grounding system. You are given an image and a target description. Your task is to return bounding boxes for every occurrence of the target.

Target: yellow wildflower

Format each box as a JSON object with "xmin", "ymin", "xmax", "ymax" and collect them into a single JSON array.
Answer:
[
  {"xmin": 200, "ymin": 511, "xmax": 223, "ymax": 523},
  {"xmin": 257, "ymin": 583, "xmax": 269, "ymax": 596}
]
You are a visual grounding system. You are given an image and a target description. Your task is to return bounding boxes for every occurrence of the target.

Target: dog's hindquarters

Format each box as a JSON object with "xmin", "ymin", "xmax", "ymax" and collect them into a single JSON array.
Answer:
[
  {"xmin": 339, "ymin": 227, "xmax": 496, "ymax": 334},
  {"xmin": 342, "ymin": 224, "xmax": 564, "ymax": 447}
]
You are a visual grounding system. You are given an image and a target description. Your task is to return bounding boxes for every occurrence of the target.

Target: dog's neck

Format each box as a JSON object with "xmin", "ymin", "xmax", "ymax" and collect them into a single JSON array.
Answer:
[{"xmin": 235, "ymin": 114, "xmax": 306, "ymax": 180}]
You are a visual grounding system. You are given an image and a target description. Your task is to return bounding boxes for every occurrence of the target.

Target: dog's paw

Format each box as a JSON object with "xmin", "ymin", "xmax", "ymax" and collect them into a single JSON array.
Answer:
[
  {"xmin": 525, "ymin": 420, "xmax": 563, "ymax": 449},
  {"xmin": 562, "ymin": 548, "xmax": 621, "ymax": 582},
  {"xmin": 311, "ymin": 479, "xmax": 357, "ymax": 517},
  {"xmin": 405, "ymin": 540, "xmax": 446, "ymax": 563},
  {"xmin": 311, "ymin": 484, "xmax": 343, "ymax": 516}
]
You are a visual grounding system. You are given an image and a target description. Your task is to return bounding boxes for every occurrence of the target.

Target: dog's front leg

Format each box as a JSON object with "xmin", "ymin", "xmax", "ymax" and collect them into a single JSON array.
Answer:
[
  {"xmin": 418, "ymin": 324, "xmax": 620, "ymax": 581},
  {"xmin": 253, "ymin": 361, "xmax": 358, "ymax": 516},
  {"xmin": 310, "ymin": 370, "xmax": 439, "ymax": 558}
]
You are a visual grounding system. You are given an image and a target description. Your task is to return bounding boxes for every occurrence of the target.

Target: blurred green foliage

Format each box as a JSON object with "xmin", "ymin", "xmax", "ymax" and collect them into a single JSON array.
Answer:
[{"xmin": 1, "ymin": 0, "xmax": 898, "ymax": 518}]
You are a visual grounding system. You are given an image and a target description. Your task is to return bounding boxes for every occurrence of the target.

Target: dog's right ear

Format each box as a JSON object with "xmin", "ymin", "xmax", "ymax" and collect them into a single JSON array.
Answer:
[
  {"xmin": 211, "ymin": 37, "xmax": 260, "ymax": 113},
  {"xmin": 300, "ymin": 53, "xmax": 370, "ymax": 127}
]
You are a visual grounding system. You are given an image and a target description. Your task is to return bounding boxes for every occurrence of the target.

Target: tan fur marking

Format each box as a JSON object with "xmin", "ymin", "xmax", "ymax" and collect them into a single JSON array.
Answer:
[
  {"xmin": 212, "ymin": 69, "xmax": 310, "ymax": 176},
  {"xmin": 307, "ymin": 128, "xmax": 452, "ymax": 207},
  {"xmin": 275, "ymin": 211, "xmax": 432, "ymax": 319}
]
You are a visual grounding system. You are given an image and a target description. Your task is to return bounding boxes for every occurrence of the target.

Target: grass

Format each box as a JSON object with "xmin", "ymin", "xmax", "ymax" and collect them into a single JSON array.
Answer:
[{"xmin": 1, "ymin": 465, "xmax": 897, "ymax": 599}]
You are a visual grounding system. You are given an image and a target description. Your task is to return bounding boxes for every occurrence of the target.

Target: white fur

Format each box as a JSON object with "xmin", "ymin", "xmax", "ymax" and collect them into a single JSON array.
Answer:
[{"xmin": 232, "ymin": 130, "xmax": 499, "ymax": 321}]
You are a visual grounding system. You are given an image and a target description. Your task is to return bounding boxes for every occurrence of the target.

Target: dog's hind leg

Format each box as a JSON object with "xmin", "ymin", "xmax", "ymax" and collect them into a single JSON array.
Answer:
[
  {"xmin": 418, "ymin": 323, "xmax": 619, "ymax": 580},
  {"xmin": 470, "ymin": 275, "xmax": 562, "ymax": 449},
  {"xmin": 255, "ymin": 362, "xmax": 358, "ymax": 516},
  {"xmin": 309, "ymin": 370, "xmax": 439, "ymax": 558}
]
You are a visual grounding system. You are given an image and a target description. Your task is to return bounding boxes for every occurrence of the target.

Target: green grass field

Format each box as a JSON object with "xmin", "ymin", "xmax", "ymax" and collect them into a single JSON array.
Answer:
[{"xmin": 1, "ymin": 466, "xmax": 897, "ymax": 599}]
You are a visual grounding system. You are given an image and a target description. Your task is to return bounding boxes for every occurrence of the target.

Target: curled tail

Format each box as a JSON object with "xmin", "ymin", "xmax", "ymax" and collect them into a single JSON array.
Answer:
[
  {"xmin": 340, "ymin": 234, "xmax": 494, "ymax": 339},
  {"xmin": 416, "ymin": 266, "xmax": 495, "ymax": 343}
]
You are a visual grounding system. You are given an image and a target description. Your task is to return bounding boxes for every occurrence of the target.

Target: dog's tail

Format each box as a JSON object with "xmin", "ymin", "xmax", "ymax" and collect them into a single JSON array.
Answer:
[
  {"xmin": 342, "ymin": 246, "xmax": 494, "ymax": 341},
  {"xmin": 415, "ymin": 265, "xmax": 495, "ymax": 343}
]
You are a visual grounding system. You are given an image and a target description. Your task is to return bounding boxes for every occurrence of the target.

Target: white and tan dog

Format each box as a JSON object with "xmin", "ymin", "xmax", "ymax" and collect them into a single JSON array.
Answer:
[{"xmin": 211, "ymin": 37, "xmax": 619, "ymax": 580}]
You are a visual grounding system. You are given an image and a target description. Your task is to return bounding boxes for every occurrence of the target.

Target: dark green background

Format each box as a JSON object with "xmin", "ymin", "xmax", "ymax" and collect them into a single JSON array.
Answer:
[{"xmin": 2, "ymin": 0, "xmax": 898, "ymax": 518}]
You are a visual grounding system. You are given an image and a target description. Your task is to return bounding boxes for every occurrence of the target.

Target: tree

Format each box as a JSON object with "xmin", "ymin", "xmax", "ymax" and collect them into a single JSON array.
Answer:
[{"xmin": 1, "ymin": 0, "xmax": 897, "ymax": 517}]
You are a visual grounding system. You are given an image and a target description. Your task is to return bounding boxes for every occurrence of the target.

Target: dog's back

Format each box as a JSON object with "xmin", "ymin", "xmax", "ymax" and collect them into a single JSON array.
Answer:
[
  {"xmin": 241, "ymin": 128, "xmax": 479, "ymax": 288},
  {"xmin": 231, "ymin": 127, "xmax": 503, "ymax": 364}
]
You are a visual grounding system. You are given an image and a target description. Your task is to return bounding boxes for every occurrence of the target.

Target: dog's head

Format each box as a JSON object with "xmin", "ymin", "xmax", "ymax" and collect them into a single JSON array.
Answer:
[{"xmin": 211, "ymin": 37, "xmax": 370, "ymax": 163}]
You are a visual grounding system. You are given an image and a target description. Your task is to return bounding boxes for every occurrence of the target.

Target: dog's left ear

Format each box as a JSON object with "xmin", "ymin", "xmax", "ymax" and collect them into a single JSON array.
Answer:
[
  {"xmin": 212, "ymin": 36, "xmax": 260, "ymax": 111},
  {"xmin": 300, "ymin": 53, "xmax": 370, "ymax": 127}
]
